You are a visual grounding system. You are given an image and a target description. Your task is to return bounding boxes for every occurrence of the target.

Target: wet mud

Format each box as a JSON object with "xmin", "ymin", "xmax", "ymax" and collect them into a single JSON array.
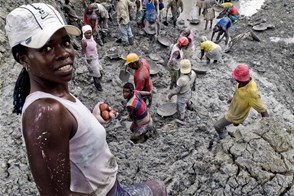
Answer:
[{"xmin": 0, "ymin": 0, "xmax": 294, "ymax": 195}]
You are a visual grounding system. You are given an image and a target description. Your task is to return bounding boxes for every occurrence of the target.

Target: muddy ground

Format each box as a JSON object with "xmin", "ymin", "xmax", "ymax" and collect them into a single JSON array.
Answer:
[{"xmin": 0, "ymin": 0, "xmax": 294, "ymax": 195}]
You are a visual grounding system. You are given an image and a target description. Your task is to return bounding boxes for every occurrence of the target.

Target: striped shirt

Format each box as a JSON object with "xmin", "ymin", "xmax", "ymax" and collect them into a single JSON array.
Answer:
[{"xmin": 127, "ymin": 91, "xmax": 150, "ymax": 126}]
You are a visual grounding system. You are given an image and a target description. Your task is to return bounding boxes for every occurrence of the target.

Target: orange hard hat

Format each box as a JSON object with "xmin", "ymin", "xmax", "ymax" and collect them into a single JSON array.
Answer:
[
  {"xmin": 232, "ymin": 64, "xmax": 250, "ymax": 82},
  {"xmin": 177, "ymin": 37, "xmax": 189, "ymax": 46}
]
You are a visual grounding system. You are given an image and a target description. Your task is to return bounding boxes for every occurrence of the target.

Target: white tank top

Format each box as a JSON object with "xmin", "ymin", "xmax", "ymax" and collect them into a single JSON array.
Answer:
[{"xmin": 22, "ymin": 91, "xmax": 118, "ymax": 195}]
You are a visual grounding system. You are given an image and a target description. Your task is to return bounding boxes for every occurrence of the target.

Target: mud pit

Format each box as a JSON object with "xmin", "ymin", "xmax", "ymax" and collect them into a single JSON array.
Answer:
[{"xmin": 0, "ymin": 0, "xmax": 294, "ymax": 195}]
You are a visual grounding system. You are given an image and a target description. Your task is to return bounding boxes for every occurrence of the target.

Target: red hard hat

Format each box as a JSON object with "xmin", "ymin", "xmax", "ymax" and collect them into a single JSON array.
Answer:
[
  {"xmin": 177, "ymin": 37, "xmax": 189, "ymax": 46},
  {"xmin": 232, "ymin": 64, "xmax": 250, "ymax": 82}
]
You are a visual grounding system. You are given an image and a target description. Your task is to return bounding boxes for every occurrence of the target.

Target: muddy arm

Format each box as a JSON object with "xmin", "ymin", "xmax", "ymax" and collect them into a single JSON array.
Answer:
[
  {"xmin": 168, "ymin": 86, "xmax": 181, "ymax": 99},
  {"xmin": 200, "ymin": 49, "xmax": 205, "ymax": 59},
  {"xmin": 22, "ymin": 100, "xmax": 91, "ymax": 196},
  {"xmin": 81, "ymin": 39, "xmax": 87, "ymax": 56},
  {"xmin": 180, "ymin": 0, "xmax": 184, "ymax": 12},
  {"xmin": 135, "ymin": 0, "xmax": 140, "ymax": 12},
  {"xmin": 127, "ymin": 106, "xmax": 136, "ymax": 120},
  {"xmin": 211, "ymin": 31, "xmax": 216, "ymax": 41},
  {"xmin": 138, "ymin": 90, "xmax": 152, "ymax": 96}
]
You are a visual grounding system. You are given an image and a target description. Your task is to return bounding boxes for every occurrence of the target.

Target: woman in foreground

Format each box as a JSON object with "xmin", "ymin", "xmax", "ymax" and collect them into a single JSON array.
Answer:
[{"xmin": 6, "ymin": 3, "xmax": 166, "ymax": 196}]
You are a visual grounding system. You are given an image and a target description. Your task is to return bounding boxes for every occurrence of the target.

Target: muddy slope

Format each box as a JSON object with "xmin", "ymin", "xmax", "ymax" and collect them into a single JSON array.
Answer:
[{"xmin": 0, "ymin": 0, "xmax": 294, "ymax": 195}]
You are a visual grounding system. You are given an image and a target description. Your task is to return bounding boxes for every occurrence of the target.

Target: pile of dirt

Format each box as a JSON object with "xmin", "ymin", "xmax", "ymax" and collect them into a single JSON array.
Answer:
[{"xmin": 0, "ymin": 0, "xmax": 294, "ymax": 195}]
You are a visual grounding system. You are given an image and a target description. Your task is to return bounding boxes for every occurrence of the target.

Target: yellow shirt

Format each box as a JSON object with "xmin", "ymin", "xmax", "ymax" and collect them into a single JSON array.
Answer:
[
  {"xmin": 221, "ymin": 2, "xmax": 233, "ymax": 8},
  {"xmin": 200, "ymin": 40, "xmax": 219, "ymax": 52},
  {"xmin": 225, "ymin": 80, "xmax": 266, "ymax": 124}
]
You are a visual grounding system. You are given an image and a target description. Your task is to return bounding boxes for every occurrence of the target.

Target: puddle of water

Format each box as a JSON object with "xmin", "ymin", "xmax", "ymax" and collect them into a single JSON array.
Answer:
[
  {"xmin": 269, "ymin": 37, "xmax": 294, "ymax": 44},
  {"xmin": 238, "ymin": 0, "xmax": 266, "ymax": 16},
  {"xmin": 163, "ymin": 0, "xmax": 265, "ymax": 20},
  {"xmin": 162, "ymin": 0, "xmax": 266, "ymax": 38}
]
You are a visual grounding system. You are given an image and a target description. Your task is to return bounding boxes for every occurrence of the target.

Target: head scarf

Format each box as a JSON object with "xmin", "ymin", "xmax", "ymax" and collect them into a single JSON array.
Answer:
[
  {"xmin": 82, "ymin": 25, "xmax": 93, "ymax": 39},
  {"xmin": 200, "ymin": 36, "xmax": 208, "ymax": 42}
]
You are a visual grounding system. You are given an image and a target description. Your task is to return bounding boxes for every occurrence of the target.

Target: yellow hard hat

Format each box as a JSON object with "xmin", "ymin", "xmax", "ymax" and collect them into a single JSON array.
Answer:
[{"xmin": 125, "ymin": 53, "xmax": 140, "ymax": 65}]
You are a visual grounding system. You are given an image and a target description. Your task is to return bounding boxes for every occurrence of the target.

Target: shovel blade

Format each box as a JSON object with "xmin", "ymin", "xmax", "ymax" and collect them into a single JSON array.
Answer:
[{"xmin": 119, "ymin": 70, "xmax": 130, "ymax": 82}]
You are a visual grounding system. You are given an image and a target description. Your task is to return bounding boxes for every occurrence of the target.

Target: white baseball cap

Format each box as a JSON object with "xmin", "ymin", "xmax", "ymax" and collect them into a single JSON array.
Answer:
[{"xmin": 5, "ymin": 3, "xmax": 81, "ymax": 49}]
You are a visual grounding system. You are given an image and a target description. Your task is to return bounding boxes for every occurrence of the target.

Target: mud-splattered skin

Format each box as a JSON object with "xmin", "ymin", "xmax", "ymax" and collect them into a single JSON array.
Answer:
[{"xmin": 20, "ymin": 28, "xmax": 84, "ymax": 195}]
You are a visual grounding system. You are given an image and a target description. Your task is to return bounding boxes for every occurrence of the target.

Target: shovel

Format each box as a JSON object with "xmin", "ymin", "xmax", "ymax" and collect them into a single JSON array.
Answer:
[{"xmin": 119, "ymin": 64, "xmax": 130, "ymax": 82}]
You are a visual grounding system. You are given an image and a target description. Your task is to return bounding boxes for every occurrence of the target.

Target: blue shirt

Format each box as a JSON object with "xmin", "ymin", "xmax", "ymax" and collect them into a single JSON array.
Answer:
[{"xmin": 216, "ymin": 17, "xmax": 232, "ymax": 30}]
